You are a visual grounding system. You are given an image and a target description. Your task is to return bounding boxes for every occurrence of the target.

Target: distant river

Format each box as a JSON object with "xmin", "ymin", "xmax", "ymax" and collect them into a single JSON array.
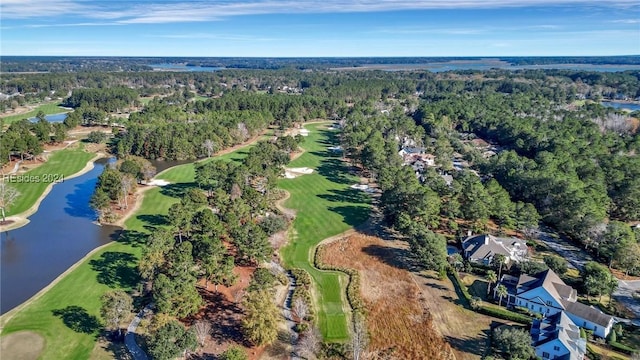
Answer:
[
  {"xmin": 0, "ymin": 158, "xmax": 121, "ymax": 314},
  {"xmin": 601, "ymin": 101, "xmax": 640, "ymax": 111},
  {"xmin": 150, "ymin": 63, "xmax": 224, "ymax": 72}
]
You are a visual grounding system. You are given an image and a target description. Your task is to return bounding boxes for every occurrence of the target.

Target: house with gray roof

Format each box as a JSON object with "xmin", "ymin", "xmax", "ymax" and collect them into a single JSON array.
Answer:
[
  {"xmin": 462, "ymin": 234, "xmax": 528, "ymax": 266},
  {"xmin": 531, "ymin": 311, "xmax": 586, "ymax": 360},
  {"xmin": 496, "ymin": 269, "xmax": 615, "ymax": 338}
]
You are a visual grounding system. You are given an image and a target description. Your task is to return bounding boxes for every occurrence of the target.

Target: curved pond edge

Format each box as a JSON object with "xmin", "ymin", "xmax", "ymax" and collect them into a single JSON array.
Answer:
[
  {"xmin": 0, "ymin": 152, "xmax": 106, "ymax": 232},
  {"xmin": 0, "ymin": 239, "xmax": 118, "ymax": 331}
]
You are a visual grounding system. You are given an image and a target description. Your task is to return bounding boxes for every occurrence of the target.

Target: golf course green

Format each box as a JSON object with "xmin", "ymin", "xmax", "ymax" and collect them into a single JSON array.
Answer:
[{"xmin": 279, "ymin": 123, "xmax": 370, "ymax": 341}]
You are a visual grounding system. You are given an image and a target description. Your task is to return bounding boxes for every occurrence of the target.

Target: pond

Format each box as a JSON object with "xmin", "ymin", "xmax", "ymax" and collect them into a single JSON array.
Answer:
[
  {"xmin": 601, "ymin": 101, "xmax": 640, "ymax": 112},
  {"xmin": 0, "ymin": 158, "xmax": 121, "ymax": 314},
  {"xmin": 28, "ymin": 112, "xmax": 69, "ymax": 123}
]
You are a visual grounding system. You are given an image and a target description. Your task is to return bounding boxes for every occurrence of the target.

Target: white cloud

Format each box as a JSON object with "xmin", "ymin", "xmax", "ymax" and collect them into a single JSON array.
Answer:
[
  {"xmin": 2, "ymin": 0, "xmax": 638, "ymax": 23},
  {"xmin": 152, "ymin": 33, "xmax": 280, "ymax": 41},
  {"xmin": 611, "ymin": 19, "xmax": 640, "ymax": 23}
]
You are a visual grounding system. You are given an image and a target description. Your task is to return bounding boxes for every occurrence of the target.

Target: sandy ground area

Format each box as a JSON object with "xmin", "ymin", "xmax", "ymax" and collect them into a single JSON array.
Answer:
[
  {"xmin": 0, "ymin": 331, "xmax": 45, "ymax": 360},
  {"xmin": 283, "ymin": 167, "xmax": 314, "ymax": 179}
]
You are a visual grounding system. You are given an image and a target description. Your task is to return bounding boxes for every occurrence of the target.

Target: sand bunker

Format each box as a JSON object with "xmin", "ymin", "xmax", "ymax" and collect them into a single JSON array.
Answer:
[
  {"xmin": 0, "ymin": 331, "xmax": 45, "ymax": 360},
  {"xmin": 351, "ymin": 184, "xmax": 377, "ymax": 193},
  {"xmin": 284, "ymin": 167, "xmax": 314, "ymax": 178},
  {"xmin": 298, "ymin": 128, "xmax": 310, "ymax": 136},
  {"xmin": 327, "ymin": 146, "xmax": 343, "ymax": 151},
  {"xmin": 146, "ymin": 179, "xmax": 170, "ymax": 186}
]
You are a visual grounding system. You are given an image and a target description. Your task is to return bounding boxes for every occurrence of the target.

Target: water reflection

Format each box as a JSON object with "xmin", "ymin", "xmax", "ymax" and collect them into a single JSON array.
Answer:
[{"xmin": 0, "ymin": 158, "xmax": 121, "ymax": 314}]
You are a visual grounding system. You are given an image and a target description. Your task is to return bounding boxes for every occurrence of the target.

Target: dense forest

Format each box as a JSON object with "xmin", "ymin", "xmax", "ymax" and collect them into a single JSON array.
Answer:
[{"xmin": 3, "ymin": 68, "xmax": 639, "ymax": 254}]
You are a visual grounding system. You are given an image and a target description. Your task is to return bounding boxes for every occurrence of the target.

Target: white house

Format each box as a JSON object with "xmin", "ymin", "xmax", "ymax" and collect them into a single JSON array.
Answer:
[
  {"xmin": 462, "ymin": 234, "xmax": 528, "ymax": 266},
  {"xmin": 531, "ymin": 311, "xmax": 586, "ymax": 360},
  {"xmin": 496, "ymin": 269, "xmax": 615, "ymax": 338}
]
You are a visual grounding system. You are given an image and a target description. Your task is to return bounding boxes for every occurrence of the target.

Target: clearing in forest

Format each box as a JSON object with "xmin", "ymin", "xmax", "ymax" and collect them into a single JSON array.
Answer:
[{"xmin": 279, "ymin": 123, "xmax": 371, "ymax": 341}]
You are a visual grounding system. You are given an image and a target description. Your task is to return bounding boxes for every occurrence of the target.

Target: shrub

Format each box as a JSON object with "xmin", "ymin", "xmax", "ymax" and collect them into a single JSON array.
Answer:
[
  {"xmin": 609, "ymin": 341, "xmax": 638, "ymax": 355},
  {"xmin": 477, "ymin": 306, "xmax": 532, "ymax": 325},
  {"xmin": 221, "ymin": 345, "xmax": 248, "ymax": 360},
  {"xmin": 86, "ymin": 130, "xmax": 108, "ymax": 143},
  {"xmin": 259, "ymin": 215, "xmax": 288, "ymax": 236},
  {"xmin": 294, "ymin": 323, "xmax": 309, "ymax": 333}
]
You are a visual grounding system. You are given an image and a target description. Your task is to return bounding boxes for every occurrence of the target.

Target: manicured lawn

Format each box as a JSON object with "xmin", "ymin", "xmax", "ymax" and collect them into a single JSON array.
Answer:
[
  {"xmin": 0, "ymin": 103, "xmax": 70, "ymax": 125},
  {"xmin": 279, "ymin": 123, "xmax": 370, "ymax": 341},
  {"xmin": 6, "ymin": 148, "xmax": 95, "ymax": 216},
  {"xmin": 0, "ymin": 138, "xmax": 258, "ymax": 358},
  {"xmin": 0, "ymin": 124, "xmax": 360, "ymax": 357}
]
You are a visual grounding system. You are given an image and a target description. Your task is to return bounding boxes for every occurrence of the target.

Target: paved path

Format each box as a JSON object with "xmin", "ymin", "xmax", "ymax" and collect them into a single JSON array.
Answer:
[
  {"xmin": 535, "ymin": 229, "xmax": 640, "ymax": 323},
  {"xmin": 125, "ymin": 304, "xmax": 151, "ymax": 360},
  {"xmin": 613, "ymin": 279, "xmax": 640, "ymax": 326},
  {"xmin": 534, "ymin": 228, "xmax": 593, "ymax": 271},
  {"xmin": 283, "ymin": 271, "xmax": 301, "ymax": 360}
]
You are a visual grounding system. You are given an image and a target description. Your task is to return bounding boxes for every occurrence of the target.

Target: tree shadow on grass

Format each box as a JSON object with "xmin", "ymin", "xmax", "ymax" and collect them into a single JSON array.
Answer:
[
  {"xmin": 318, "ymin": 188, "xmax": 371, "ymax": 205},
  {"xmin": 89, "ymin": 251, "xmax": 139, "ymax": 289},
  {"xmin": 315, "ymin": 158, "xmax": 354, "ymax": 185},
  {"xmin": 160, "ymin": 182, "xmax": 198, "ymax": 199},
  {"xmin": 52, "ymin": 305, "xmax": 102, "ymax": 336},
  {"xmin": 115, "ymin": 229, "xmax": 148, "ymax": 247},
  {"xmin": 136, "ymin": 214, "xmax": 168, "ymax": 227},
  {"xmin": 327, "ymin": 205, "xmax": 370, "ymax": 228}
]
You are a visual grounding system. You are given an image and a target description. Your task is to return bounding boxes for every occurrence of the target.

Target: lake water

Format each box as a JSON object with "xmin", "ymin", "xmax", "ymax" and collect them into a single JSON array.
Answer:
[
  {"xmin": 601, "ymin": 101, "xmax": 640, "ymax": 111},
  {"xmin": 0, "ymin": 158, "xmax": 121, "ymax": 314},
  {"xmin": 150, "ymin": 63, "xmax": 224, "ymax": 72},
  {"xmin": 28, "ymin": 112, "xmax": 68, "ymax": 123}
]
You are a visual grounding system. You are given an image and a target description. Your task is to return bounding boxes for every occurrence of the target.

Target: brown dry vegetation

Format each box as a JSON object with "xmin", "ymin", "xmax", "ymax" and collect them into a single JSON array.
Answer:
[
  {"xmin": 0, "ymin": 331, "xmax": 45, "ymax": 360},
  {"xmin": 187, "ymin": 265, "xmax": 267, "ymax": 360},
  {"xmin": 320, "ymin": 234, "xmax": 455, "ymax": 360}
]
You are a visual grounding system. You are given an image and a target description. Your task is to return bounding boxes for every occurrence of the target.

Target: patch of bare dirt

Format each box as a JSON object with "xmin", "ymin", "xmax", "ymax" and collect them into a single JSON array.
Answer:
[
  {"xmin": 187, "ymin": 265, "xmax": 266, "ymax": 360},
  {"xmin": 0, "ymin": 331, "xmax": 45, "ymax": 360},
  {"xmin": 320, "ymin": 234, "xmax": 456, "ymax": 360}
]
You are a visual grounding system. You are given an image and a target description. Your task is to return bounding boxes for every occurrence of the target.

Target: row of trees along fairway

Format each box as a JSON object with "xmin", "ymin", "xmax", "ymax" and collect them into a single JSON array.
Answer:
[{"xmin": 88, "ymin": 136, "xmax": 300, "ymax": 355}]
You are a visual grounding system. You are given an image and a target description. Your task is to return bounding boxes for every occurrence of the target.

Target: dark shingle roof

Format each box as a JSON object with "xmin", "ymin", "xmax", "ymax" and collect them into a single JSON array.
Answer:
[{"xmin": 561, "ymin": 300, "xmax": 614, "ymax": 327}]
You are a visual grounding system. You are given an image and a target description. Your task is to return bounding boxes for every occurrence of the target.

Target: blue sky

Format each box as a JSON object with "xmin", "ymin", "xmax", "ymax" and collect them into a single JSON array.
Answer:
[{"xmin": 1, "ymin": 0, "xmax": 639, "ymax": 56}]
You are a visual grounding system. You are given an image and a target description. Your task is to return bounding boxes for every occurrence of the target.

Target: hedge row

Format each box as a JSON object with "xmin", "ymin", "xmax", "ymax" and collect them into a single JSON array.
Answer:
[
  {"xmin": 314, "ymin": 244, "xmax": 365, "ymax": 315},
  {"xmin": 477, "ymin": 305, "xmax": 533, "ymax": 324},
  {"xmin": 447, "ymin": 268, "xmax": 532, "ymax": 325},
  {"xmin": 609, "ymin": 341, "xmax": 638, "ymax": 355},
  {"xmin": 290, "ymin": 268, "xmax": 314, "ymax": 316}
]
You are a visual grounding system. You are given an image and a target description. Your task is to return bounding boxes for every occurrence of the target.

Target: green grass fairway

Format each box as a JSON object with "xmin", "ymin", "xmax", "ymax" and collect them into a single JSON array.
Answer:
[
  {"xmin": 279, "ymin": 123, "xmax": 370, "ymax": 341},
  {"xmin": 6, "ymin": 148, "xmax": 95, "ymax": 216},
  {"xmin": 0, "ymin": 134, "xmax": 263, "ymax": 359},
  {"xmin": 0, "ymin": 103, "xmax": 70, "ymax": 125}
]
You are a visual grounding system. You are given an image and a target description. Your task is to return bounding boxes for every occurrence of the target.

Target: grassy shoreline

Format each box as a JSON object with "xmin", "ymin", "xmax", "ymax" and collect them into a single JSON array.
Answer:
[
  {"xmin": 1, "ymin": 148, "xmax": 99, "ymax": 231},
  {"xmin": 0, "ymin": 131, "xmax": 272, "ymax": 359},
  {"xmin": 0, "ymin": 103, "xmax": 71, "ymax": 125}
]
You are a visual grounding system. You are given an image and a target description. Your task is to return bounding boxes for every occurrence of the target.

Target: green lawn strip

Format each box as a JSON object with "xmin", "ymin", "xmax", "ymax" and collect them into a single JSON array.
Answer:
[
  {"xmin": 279, "ymin": 124, "xmax": 370, "ymax": 341},
  {"xmin": 1, "ymin": 103, "xmax": 70, "ymax": 125},
  {"xmin": 6, "ymin": 148, "xmax": 95, "ymax": 216}
]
